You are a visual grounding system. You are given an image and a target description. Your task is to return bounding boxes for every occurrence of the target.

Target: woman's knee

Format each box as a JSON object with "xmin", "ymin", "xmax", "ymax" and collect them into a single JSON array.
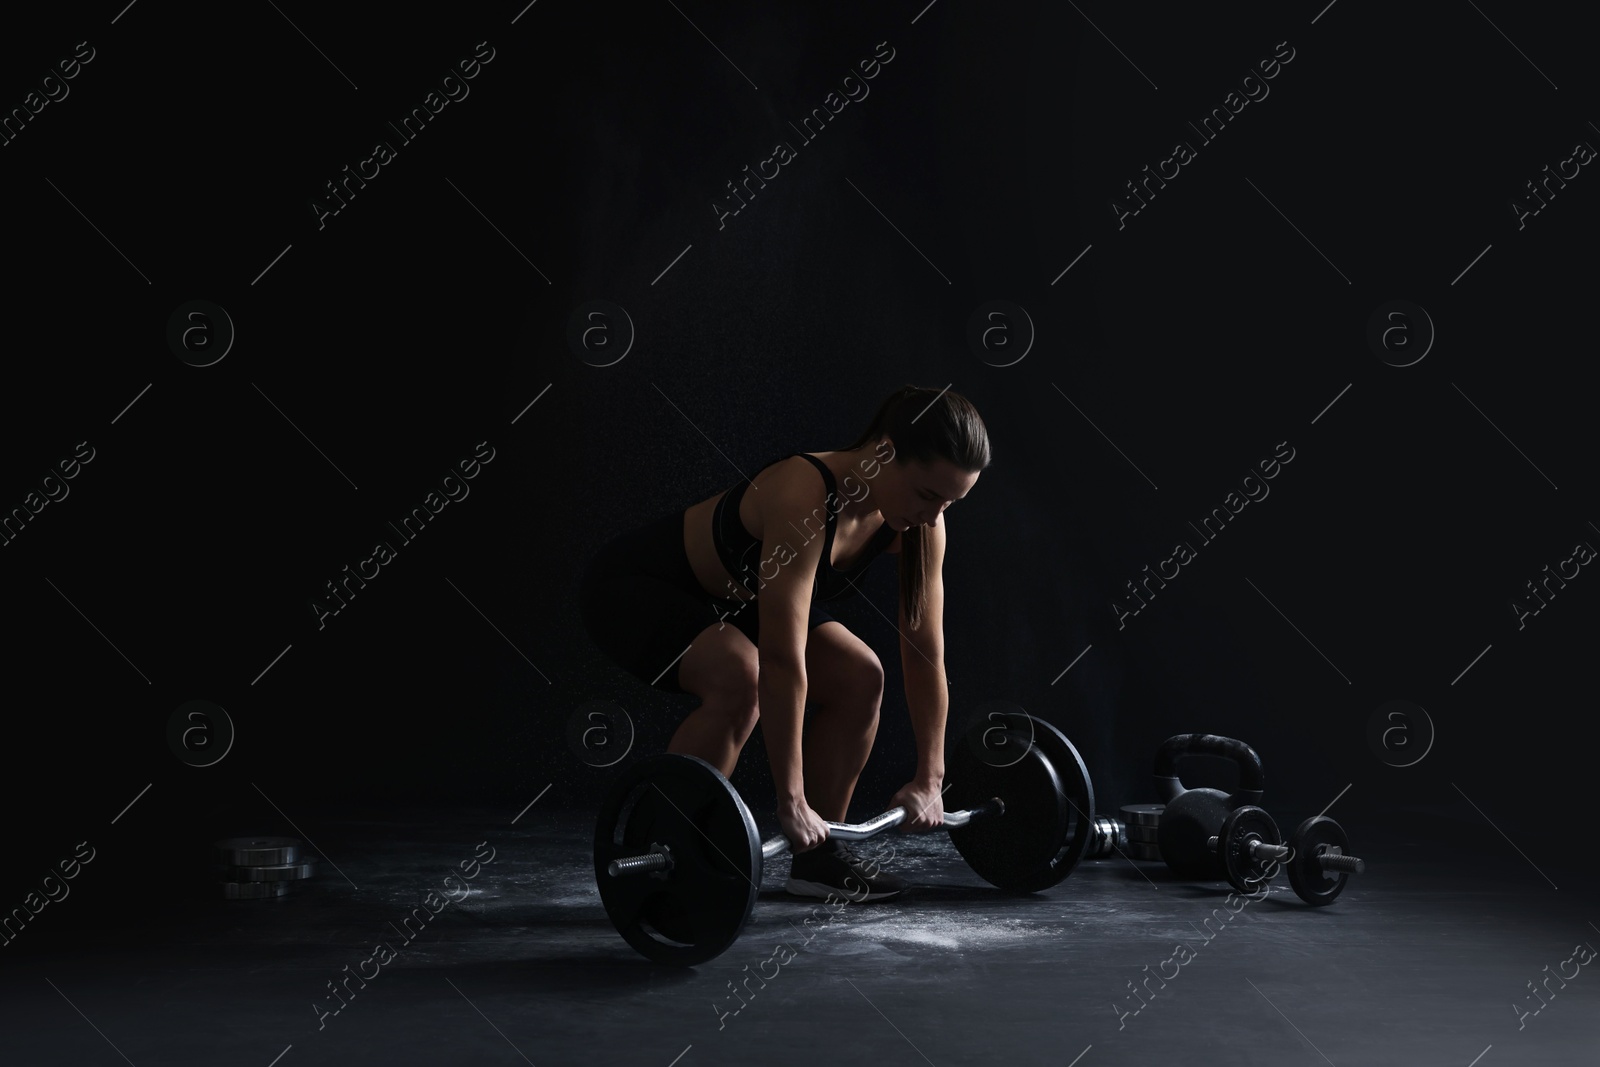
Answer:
[
  {"xmin": 703, "ymin": 673, "xmax": 760, "ymax": 742},
  {"xmin": 815, "ymin": 647, "xmax": 885, "ymax": 718}
]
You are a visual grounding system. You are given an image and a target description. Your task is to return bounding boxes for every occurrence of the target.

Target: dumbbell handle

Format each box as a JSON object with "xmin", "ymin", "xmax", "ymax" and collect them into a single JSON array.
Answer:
[
  {"xmin": 1208, "ymin": 835, "xmax": 1291, "ymax": 863},
  {"xmin": 607, "ymin": 798, "xmax": 1005, "ymax": 877},
  {"xmin": 1206, "ymin": 836, "xmax": 1366, "ymax": 873},
  {"xmin": 1312, "ymin": 846, "xmax": 1365, "ymax": 874}
]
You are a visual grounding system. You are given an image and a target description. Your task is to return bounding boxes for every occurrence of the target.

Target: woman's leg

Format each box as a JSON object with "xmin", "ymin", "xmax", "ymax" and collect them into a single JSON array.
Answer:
[
  {"xmin": 671, "ymin": 621, "xmax": 762, "ymax": 778},
  {"xmin": 798, "ymin": 621, "xmax": 884, "ymax": 821}
]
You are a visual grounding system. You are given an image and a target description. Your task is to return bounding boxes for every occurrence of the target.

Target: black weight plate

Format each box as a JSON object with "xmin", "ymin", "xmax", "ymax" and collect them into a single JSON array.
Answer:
[
  {"xmin": 1126, "ymin": 824, "xmax": 1160, "ymax": 844},
  {"xmin": 960, "ymin": 701, "xmax": 1036, "ymax": 768},
  {"xmin": 1218, "ymin": 806, "xmax": 1281, "ymax": 895},
  {"xmin": 945, "ymin": 722, "xmax": 1072, "ymax": 892},
  {"xmin": 594, "ymin": 754, "xmax": 760, "ymax": 965},
  {"xmin": 1287, "ymin": 816, "xmax": 1351, "ymax": 906},
  {"xmin": 1127, "ymin": 842, "xmax": 1163, "ymax": 861},
  {"xmin": 1018, "ymin": 716, "xmax": 1098, "ymax": 880}
]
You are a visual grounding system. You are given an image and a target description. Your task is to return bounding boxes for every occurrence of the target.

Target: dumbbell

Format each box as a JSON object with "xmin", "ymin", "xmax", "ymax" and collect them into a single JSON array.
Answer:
[
  {"xmin": 1206, "ymin": 805, "xmax": 1287, "ymax": 894},
  {"xmin": 1283, "ymin": 815, "xmax": 1366, "ymax": 905},
  {"xmin": 1204, "ymin": 807, "xmax": 1366, "ymax": 903},
  {"xmin": 596, "ymin": 712, "xmax": 1099, "ymax": 965}
]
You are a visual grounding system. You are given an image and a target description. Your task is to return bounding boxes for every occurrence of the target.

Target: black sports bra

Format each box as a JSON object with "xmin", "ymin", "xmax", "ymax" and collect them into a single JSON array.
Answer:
[{"xmin": 709, "ymin": 453, "xmax": 895, "ymax": 603}]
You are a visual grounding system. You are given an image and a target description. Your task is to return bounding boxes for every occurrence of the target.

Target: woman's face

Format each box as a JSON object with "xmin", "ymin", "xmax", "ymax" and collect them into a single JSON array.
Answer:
[{"xmin": 880, "ymin": 447, "xmax": 979, "ymax": 532}]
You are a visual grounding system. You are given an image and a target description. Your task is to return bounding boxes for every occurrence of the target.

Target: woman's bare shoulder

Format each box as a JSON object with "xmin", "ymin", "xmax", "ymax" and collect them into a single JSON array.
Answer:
[{"xmin": 747, "ymin": 455, "xmax": 830, "ymax": 543}]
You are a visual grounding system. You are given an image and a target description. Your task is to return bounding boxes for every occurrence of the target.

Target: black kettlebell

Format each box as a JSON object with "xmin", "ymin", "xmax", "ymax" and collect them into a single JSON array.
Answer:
[{"xmin": 1153, "ymin": 734, "xmax": 1265, "ymax": 879}]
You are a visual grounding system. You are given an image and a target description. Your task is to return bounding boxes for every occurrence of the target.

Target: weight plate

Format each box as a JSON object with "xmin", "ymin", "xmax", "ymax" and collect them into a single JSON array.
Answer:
[
  {"xmin": 1017, "ymin": 715, "xmax": 1098, "ymax": 880},
  {"xmin": 945, "ymin": 719, "xmax": 1072, "ymax": 892},
  {"xmin": 1286, "ymin": 816, "xmax": 1353, "ymax": 906},
  {"xmin": 221, "ymin": 880, "xmax": 293, "ymax": 899},
  {"xmin": 219, "ymin": 858, "xmax": 319, "ymax": 881},
  {"xmin": 1218, "ymin": 805, "xmax": 1282, "ymax": 895},
  {"xmin": 1119, "ymin": 803, "xmax": 1165, "ymax": 826},
  {"xmin": 1127, "ymin": 843, "xmax": 1163, "ymax": 861},
  {"xmin": 215, "ymin": 836, "xmax": 301, "ymax": 866},
  {"xmin": 1126, "ymin": 824, "xmax": 1160, "ymax": 844},
  {"xmin": 594, "ymin": 754, "xmax": 760, "ymax": 966},
  {"xmin": 961, "ymin": 700, "xmax": 1036, "ymax": 768}
]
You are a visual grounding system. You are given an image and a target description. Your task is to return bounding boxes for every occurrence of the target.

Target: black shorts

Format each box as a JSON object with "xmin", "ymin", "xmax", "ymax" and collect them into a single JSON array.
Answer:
[{"xmin": 579, "ymin": 509, "xmax": 838, "ymax": 694}]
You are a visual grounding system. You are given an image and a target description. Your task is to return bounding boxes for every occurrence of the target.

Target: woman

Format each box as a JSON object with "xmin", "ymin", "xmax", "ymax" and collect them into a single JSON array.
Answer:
[{"xmin": 579, "ymin": 385, "xmax": 990, "ymax": 901}]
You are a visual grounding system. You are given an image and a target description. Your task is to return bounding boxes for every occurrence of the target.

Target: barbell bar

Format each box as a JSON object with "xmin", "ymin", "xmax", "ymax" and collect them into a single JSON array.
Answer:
[{"xmin": 608, "ymin": 798, "xmax": 1006, "ymax": 877}]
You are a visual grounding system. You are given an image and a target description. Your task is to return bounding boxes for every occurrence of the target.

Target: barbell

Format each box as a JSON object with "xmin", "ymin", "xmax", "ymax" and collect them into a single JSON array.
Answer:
[{"xmin": 593, "ymin": 713, "xmax": 1098, "ymax": 965}]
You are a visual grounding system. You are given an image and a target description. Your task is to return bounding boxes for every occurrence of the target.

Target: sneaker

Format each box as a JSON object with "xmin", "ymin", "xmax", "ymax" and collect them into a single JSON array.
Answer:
[{"xmin": 785, "ymin": 839, "xmax": 907, "ymax": 902}]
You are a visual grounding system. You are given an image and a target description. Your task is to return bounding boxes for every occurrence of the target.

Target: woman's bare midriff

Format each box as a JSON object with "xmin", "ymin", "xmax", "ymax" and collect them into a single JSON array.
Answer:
[{"xmin": 682, "ymin": 452, "xmax": 900, "ymax": 602}]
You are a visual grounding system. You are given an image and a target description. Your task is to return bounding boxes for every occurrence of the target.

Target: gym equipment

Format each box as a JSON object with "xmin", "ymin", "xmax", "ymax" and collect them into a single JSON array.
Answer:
[
  {"xmin": 215, "ymin": 836, "xmax": 301, "ymax": 866},
  {"xmin": 598, "ymin": 753, "xmax": 1002, "ymax": 963},
  {"xmin": 1204, "ymin": 811, "xmax": 1367, "ymax": 903},
  {"xmin": 218, "ymin": 858, "xmax": 318, "ymax": 881},
  {"xmin": 943, "ymin": 726, "xmax": 1069, "ymax": 890},
  {"xmin": 1284, "ymin": 816, "xmax": 1365, "ymax": 905},
  {"xmin": 1206, "ymin": 805, "xmax": 1284, "ymax": 895},
  {"xmin": 1084, "ymin": 817, "xmax": 1127, "ymax": 858},
  {"xmin": 213, "ymin": 836, "xmax": 313, "ymax": 898},
  {"xmin": 1153, "ymin": 734, "xmax": 1265, "ymax": 880},
  {"xmin": 1119, "ymin": 803, "xmax": 1164, "ymax": 827},
  {"xmin": 597, "ymin": 713, "xmax": 1099, "ymax": 964},
  {"xmin": 221, "ymin": 880, "xmax": 293, "ymax": 899},
  {"xmin": 945, "ymin": 714, "xmax": 1096, "ymax": 890},
  {"xmin": 1120, "ymin": 804, "xmax": 1162, "ymax": 855},
  {"xmin": 595, "ymin": 753, "xmax": 762, "ymax": 966},
  {"xmin": 1013, "ymin": 715, "xmax": 1096, "ymax": 829}
]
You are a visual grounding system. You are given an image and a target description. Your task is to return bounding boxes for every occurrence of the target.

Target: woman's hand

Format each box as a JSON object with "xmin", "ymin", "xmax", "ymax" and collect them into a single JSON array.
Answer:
[
  {"xmin": 777, "ymin": 797, "xmax": 831, "ymax": 853},
  {"xmin": 889, "ymin": 778, "xmax": 946, "ymax": 833}
]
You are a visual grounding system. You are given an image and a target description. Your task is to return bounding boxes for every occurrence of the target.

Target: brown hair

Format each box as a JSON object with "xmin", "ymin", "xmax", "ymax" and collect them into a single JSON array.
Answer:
[{"xmin": 841, "ymin": 385, "xmax": 991, "ymax": 631}]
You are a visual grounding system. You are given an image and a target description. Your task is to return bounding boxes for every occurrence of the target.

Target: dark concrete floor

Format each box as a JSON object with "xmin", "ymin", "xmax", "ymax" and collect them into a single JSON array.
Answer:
[{"xmin": 4, "ymin": 805, "xmax": 1596, "ymax": 1067}]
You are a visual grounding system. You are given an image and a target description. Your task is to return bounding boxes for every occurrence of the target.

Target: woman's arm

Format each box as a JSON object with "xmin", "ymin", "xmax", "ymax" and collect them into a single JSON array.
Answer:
[
  {"xmin": 894, "ymin": 516, "xmax": 949, "ymax": 827},
  {"xmin": 753, "ymin": 462, "xmax": 832, "ymax": 848}
]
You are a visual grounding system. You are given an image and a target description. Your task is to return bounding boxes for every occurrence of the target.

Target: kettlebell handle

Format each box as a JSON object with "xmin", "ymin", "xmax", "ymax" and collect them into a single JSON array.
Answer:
[{"xmin": 1153, "ymin": 733, "xmax": 1265, "ymax": 806}]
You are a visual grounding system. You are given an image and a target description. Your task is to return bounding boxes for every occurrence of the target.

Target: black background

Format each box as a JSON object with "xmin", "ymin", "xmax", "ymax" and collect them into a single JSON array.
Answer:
[{"xmin": 2, "ymin": 0, "xmax": 1593, "ymax": 902}]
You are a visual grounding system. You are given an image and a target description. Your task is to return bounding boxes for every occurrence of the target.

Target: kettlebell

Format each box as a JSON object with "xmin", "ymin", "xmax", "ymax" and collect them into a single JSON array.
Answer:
[{"xmin": 1152, "ymin": 734, "xmax": 1265, "ymax": 879}]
